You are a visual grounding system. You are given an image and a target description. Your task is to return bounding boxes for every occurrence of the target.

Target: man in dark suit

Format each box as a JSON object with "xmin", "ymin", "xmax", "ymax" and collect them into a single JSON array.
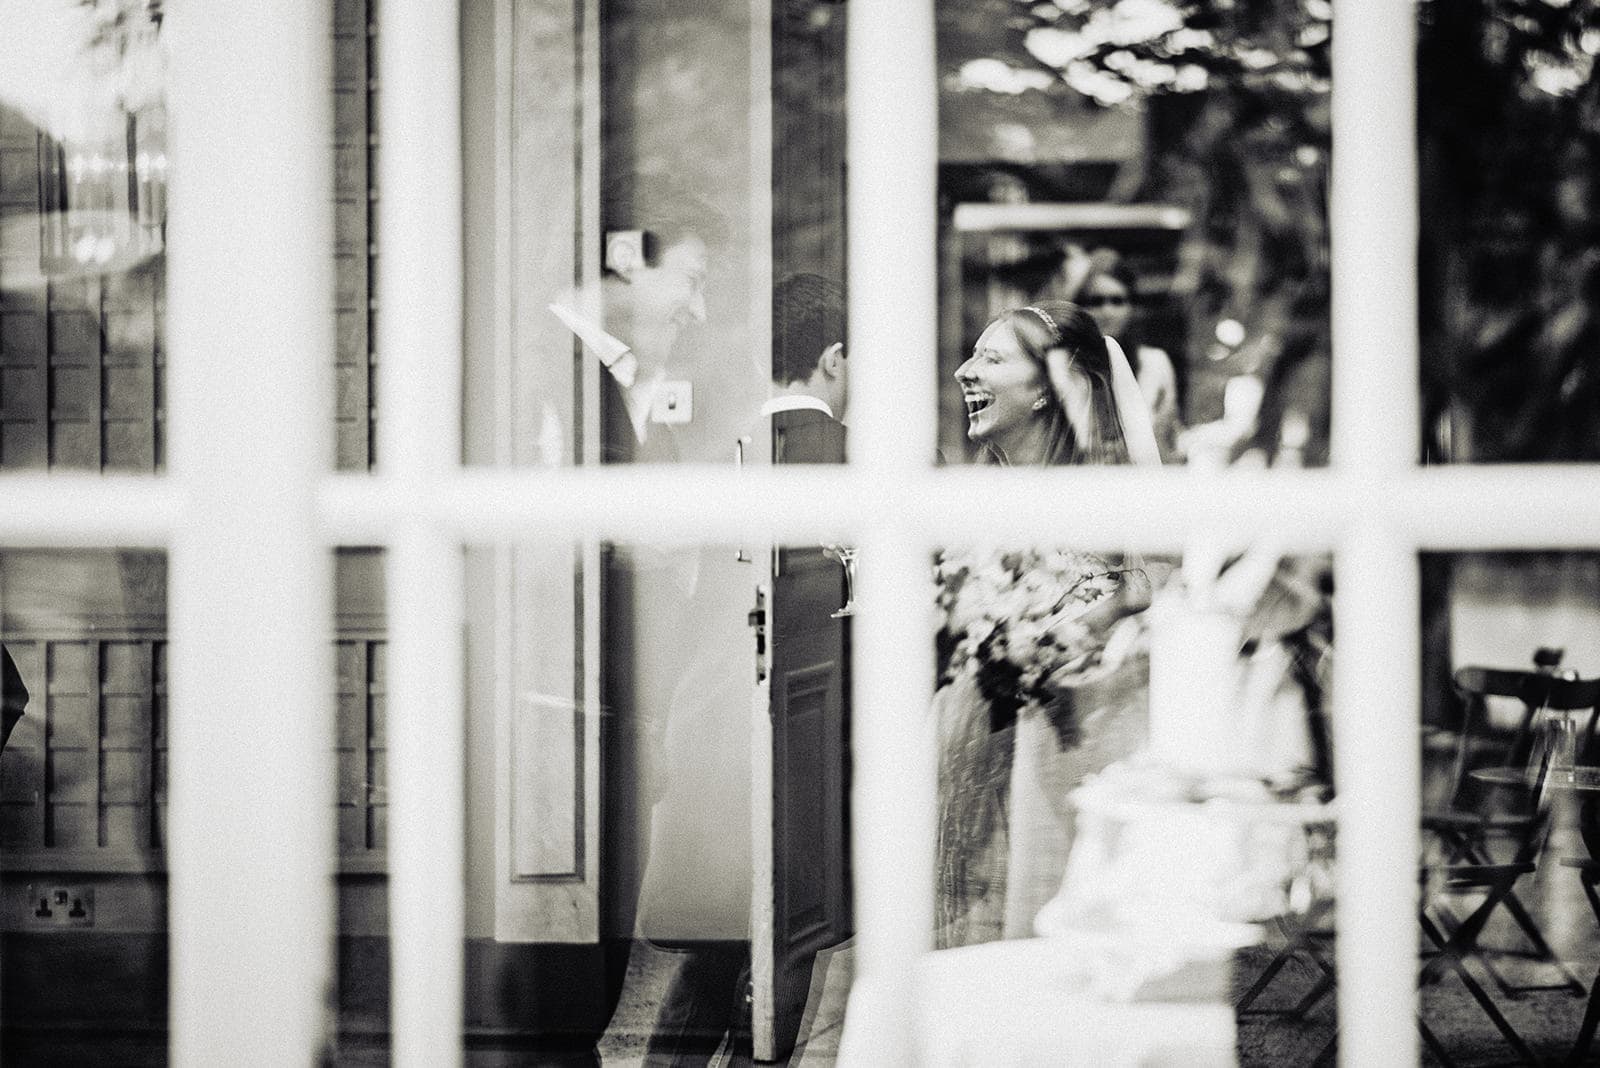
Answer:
[
  {"xmin": 762, "ymin": 272, "xmax": 848, "ymax": 463},
  {"xmin": 637, "ymin": 272, "xmax": 850, "ymax": 1067}
]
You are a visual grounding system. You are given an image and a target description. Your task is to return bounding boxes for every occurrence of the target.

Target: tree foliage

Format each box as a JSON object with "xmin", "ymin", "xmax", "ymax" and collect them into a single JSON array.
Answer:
[
  {"xmin": 1419, "ymin": 0, "xmax": 1600, "ymax": 461},
  {"xmin": 959, "ymin": 0, "xmax": 1333, "ymax": 455},
  {"xmin": 966, "ymin": 0, "xmax": 1600, "ymax": 461}
]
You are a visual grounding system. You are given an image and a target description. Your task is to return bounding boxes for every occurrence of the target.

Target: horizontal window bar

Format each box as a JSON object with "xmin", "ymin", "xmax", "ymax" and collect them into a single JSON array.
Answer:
[
  {"xmin": 0, "ymin": 476, "xmax": 178, "ymax": 545},
  {"xmin": 314, "ymin": 466, "xmax": 1600, "ymax": 551},
  {"xmin": 0, "ymin": 467, "xmax": 1591, "ymax": 553}
]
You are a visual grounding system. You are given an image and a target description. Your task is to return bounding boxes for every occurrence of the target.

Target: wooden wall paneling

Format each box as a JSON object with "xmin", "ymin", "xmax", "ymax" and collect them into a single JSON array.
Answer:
[
  {"xmin": 487, "ymin": 0, "xmax": 601, "ymax": 944},
  {"xmin": 0, "ymin": 285, "xmax": 47, "ymax": 468},
  {"xmin": 100, "ymin": 639, "xmax": 155, "ymax": 849},
  {"xmin": 367, "ymin": 639, "xmax": 385, "ymax": 852},
  {"xmin": 102, "ymin": 268, "xmax": 159, "ymax": 470},
  {"xmin": 46, "ymin": 273, "xmax": 103, "ymax": 468},
  {"xmin": 333, "ymin": 0, "xmax": 374, "ymax": 471},
  {"xmin": 45, "ymin": 641, "xmax": 93, "ymax": 847},
  {"xmin": 152, "ymin": 639, "xmax": 167, "ymax": 849}
]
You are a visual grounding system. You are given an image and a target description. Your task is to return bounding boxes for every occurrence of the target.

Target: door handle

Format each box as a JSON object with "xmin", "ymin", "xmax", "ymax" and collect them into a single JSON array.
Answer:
[{"xmin": 735, "ymin": 436, "xmax": 752, "ymax": 563}]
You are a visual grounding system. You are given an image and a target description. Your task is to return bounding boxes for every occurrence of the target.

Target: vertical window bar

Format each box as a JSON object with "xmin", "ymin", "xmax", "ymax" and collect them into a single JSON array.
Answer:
[
  {"xmin": 377, "ymin": 1, "xmax": 467, "ymax": 1064},
  {"xmin": 843, "ymin": 1, "xmax": 938, "ymax": 1063},
  {"xmin": 165, "ymin": 4, "xmax": 336, "ymax": 1064},
  {"xmin": 1331, "ymin": 0, "xmax": 1420, "ymax": 1064}
]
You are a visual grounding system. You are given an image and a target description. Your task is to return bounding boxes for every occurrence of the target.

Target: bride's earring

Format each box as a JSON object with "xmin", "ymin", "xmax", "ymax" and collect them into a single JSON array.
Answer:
[{"xmin": 1032, "ymin": 395, "xmax": 1049, "ymax": 411}]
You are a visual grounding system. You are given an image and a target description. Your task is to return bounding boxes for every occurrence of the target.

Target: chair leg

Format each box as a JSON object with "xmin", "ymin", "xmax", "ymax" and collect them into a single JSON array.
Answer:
[
  {"xmin": 1433, "ymin": 872, "xmax": 1585, "ymax": 997},
  {"xmin": 1421, "ymin": 905, "xmax": 1540, "ymax": 1066},
  {"xmin": 1568, "ymin": 872, "xmax": 1600, "ymax": 1066},
  {"xmin": 1236, "ymin": 945, "xmax": 1298, "ymax": 1014},
  {"xmin": 1238, "ymin": 905, "xmax": 1336, "ymax": 1017},
  {"xmin": 1567, "ymin": 962, "xmax": 1600, "ymax": 1067},
  {"xmin": 1289, "ymin": 968, "xmax": 1336, "ymax": 1019},
  {"xmin": 1431, "ymin": 897, "xmax": 1523, "ymax": 996},
  {"xmin": 1311, "ymin": 1030, "xmax": 1338, "ymax": 1068}
]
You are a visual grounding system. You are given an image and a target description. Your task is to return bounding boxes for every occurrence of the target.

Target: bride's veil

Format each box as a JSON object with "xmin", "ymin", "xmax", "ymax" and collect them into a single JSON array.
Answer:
[{"xmin": 1104, "ymin": 335, "xmax": 1161, "ymax": 468}]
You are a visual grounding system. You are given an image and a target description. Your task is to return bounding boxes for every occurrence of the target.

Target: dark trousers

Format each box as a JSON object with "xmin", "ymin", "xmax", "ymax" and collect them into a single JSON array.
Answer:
[{"xmin": 643, "ymin": 941, "xmax": 752, "ymax": 1067}]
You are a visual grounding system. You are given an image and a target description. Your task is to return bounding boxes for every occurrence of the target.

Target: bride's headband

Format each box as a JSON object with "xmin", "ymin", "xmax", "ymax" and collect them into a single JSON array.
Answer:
[
  {"xmin": 1017, "ymin": 304, "xmax": 1162, "ymax": 467},
  {"xmin": 1021, "ymin": 305, "xmax": 1058, "ymax": 339}
]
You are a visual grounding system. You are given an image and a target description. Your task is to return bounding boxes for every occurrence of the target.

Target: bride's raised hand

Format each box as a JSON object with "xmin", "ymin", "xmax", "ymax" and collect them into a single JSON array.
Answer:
[{"xmin": 1044, "ymin": 346, "xmax": 1096, "ymax": 447}]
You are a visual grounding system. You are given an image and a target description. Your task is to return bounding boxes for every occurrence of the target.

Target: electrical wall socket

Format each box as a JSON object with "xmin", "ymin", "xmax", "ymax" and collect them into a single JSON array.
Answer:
[{"xmin": 26, "ymin": 884, "xmax": 93, "ymax": 928}]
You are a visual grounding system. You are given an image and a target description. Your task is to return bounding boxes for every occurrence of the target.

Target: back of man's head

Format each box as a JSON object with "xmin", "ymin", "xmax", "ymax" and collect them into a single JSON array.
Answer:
[{"xmin": 773, "ymin": 272, "xmax": 846, "ymax": 386}]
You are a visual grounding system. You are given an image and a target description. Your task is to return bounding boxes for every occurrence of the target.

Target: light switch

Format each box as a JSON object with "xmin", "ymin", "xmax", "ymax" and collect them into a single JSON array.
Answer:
[
  {"xmin": 605, "ymin": 229, "xmax": 646, "ymax": 275},
  {"xmin": 651, "ymin": 380, "xmax": 693, "ymax": 424}
]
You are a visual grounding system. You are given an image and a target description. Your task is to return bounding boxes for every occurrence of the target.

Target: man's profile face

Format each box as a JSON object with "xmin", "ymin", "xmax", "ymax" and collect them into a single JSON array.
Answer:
[{"xmin": 631, "ymin": 236, "xmax": 708, "ymax": 343}]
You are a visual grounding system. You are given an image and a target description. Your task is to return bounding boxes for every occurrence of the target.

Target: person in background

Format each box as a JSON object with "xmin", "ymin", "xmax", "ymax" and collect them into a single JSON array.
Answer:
[
  {"xmin": 1049, "ymin": 247, "xmax": 1182, "ymax": 461},
  {"xmin": 762, "ymin": 272, "xmax": 848, "ymax": 461},
  {"xmin": 548, "ymin": 179, "xmax": 727, "ymax": 465}
]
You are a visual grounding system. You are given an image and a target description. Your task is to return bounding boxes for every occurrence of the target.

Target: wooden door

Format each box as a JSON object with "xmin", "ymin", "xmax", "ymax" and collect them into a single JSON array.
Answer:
[
  {"xmin": 752, "ymin": 540, "xmax": 851, "ymax": 1060},
  {"xmin": 750, "ymin": 5, "xmax": 852, "ymax": 1058}
]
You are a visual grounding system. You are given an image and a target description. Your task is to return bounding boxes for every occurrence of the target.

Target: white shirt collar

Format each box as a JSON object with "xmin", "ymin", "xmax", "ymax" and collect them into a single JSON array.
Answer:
[{"xmin": 759, "ymin": 394, "xmax": 834, "ymax": 420}]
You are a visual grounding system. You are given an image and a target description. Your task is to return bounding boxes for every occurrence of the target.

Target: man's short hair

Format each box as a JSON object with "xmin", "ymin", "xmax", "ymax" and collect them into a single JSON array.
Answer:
[
  {"xmin": 773, "ymin": 272, "xmax": 846, "ymax": 385},
  {"xmin": 600, "ymin": 175, "xmax": 729, "ymax": 269}
]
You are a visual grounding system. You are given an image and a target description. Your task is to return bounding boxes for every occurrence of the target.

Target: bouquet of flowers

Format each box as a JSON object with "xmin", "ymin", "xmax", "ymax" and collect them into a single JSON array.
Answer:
[{"xmin": 936, "ymin": 548, "xmax": 1143, "ymax": 749}]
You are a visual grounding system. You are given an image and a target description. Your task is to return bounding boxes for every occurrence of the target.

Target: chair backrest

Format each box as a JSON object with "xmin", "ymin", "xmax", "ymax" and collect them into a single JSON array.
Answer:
[{"xmin": 1451, "ymin": 666, "xmax": 1600, "ymax": 861}]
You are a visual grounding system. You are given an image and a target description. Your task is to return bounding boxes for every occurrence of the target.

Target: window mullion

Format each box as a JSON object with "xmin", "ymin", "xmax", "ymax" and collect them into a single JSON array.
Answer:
[
  {"xmin": 843, "ymin": 0, "xmax": 939, "ymax": 1064},
  {"xmin": 1330, "ymin": 0, "xmax": 1421, "ymax": 1063},
  {"xmin": 164, "ymin": 4, "xmax": 336, "ymax": 1065},
  {"xmin": 377, "ymin": 2, "xmax": 467, "ymax": 1065}
]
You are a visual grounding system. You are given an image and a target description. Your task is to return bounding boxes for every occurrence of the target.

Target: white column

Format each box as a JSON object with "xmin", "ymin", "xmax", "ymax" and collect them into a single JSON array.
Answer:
[
  {"xmin": 378, "ymin": 1, "xmax": 467, "ymax": 1064},
  {"xmin": 165, "ymin": 3, "xmax": 335, "ymax": 1064},
  {"xmin": 1330, "ymin": 1, "xmax": 1421, "ymax": 1065},
  {"xmin": 842, "ymin": 0, "xmax": 938, "ymax": 1064}
]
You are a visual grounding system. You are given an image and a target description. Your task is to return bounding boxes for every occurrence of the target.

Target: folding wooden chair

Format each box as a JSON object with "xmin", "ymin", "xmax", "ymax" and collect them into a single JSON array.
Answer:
[
  {"xmin": 1420, "ymin": 666, "xmax": 1594, "ymax": 999},
  {"xmin": 1419, "ymin": 669, "xmax": 1600, "ymax": 1066}
]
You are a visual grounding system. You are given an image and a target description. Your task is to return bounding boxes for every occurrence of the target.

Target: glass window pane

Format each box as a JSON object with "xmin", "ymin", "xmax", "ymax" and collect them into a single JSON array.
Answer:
[
  {"xmin": 3, "ymin": 0, "xmax": 375, "ymax": 473},
  {"xmin": 462, "ymin": 1, "xmax": 849, "ymax": 469},
  {"xmin": 0, "ymin": 549, "xmax": 168, "ymax": 1063},
  {"xmin": 937, "ymin": 0, "xmax": 1331, "ymax": 468},
  {"xmin": 930, "ymin": 542, "xmax": 1338, "ymax": 1063},
  {"xmin": 1419, "ymin": 552, "xmax": 1600, "ymax": 1063},
  {"xmin": 1418, "ymin": 0, "xmax": 1600, "ymax": 463}
]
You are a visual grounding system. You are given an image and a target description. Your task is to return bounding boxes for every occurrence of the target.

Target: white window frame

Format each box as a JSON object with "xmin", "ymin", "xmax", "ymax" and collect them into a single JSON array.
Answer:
[{"xmin": 12, "ymin": 1, "xmax": 1581, "ymax": 1065}]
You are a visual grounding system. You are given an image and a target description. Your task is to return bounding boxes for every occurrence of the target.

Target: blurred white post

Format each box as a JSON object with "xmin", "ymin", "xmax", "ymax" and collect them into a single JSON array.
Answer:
[
  {"xmin": 165, "ymin": 3, "xmax": 335, "ymax": 1064},
  {"xmin": 379, "ymin": 1, "xmax": 467, "ymax": 1064},
  {"xmin": 1331, "ymin": 0, "xmax": 1420, "ymax": 1064},
  {"xmin": 841, "ymin": 0, "xmax": 938, "ymax": 1064}
]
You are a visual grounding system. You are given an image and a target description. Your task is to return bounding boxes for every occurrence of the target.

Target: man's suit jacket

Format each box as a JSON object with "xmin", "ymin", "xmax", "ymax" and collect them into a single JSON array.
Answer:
[{"xmin": 770, "ymin": 406, "xmax": 846, "ymax": 465}]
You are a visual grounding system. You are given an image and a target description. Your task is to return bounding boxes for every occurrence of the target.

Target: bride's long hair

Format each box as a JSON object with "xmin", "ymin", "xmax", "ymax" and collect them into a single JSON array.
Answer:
[{"xmin": 980, "ymin": 300, "xmax": 1129, "ymax": 467}]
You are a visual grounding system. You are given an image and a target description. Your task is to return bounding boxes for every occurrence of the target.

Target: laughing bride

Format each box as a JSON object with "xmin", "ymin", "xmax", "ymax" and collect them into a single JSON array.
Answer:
[{"xmin": 935, "ymin": 299, "xmax": 1162, "ymax": 948}]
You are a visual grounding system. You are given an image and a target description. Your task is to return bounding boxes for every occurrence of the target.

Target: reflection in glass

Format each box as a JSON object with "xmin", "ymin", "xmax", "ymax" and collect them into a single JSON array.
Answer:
[
  {"xmin": 1418, "ymin": 553, "xmax": 1600, "ymax": 1065},
  {"xmin": 467, "ymin": 2, "xmax": 847, "ymax": 472},
  {"xmin": 1419, "ymin": 0, "xmax": 1600, "ymax": 463},
  {"xmin": 2, "ymin": 0, "xmax": 377, "ymax": 473},
  {"xmin": 937, "ymin": 0, "xmax": 1331, "ymax": 468},
  {"xmin": 449, "ymin": 538, "xmax": 854, "ymax": 1063},
  {"xmin": 0, "ymin": 549, "xmax": 168, "ymax": 1064},
  {"xmin": 930, "ymin": 540, "xmax": 1336, "ymax": 1062}
]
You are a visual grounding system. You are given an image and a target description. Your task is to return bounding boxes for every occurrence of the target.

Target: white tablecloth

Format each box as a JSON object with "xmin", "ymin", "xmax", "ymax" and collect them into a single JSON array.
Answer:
[{"xmin": 910, "ymin": 938, "xmax": 1236, "ymax": 1067}]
